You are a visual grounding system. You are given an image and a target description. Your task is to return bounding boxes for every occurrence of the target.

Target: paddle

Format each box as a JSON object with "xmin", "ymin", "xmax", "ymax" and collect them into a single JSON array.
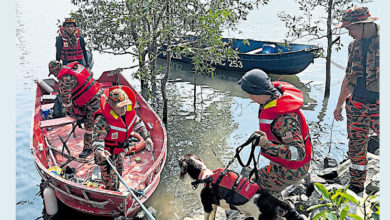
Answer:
[{"xmin": 104, "ymin": 154, "xmax": 155, "ymax": 220}]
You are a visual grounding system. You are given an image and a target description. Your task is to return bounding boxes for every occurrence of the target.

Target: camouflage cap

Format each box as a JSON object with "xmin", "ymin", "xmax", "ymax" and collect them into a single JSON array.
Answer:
[
  {"xmin": 48, "ymin": 60, "xmax": 63, "ymax": 77},
  {"xmin": 108, "ymin": 89, "xmax": 132, "ymax": 108},
  {"xmin": 337, "ymin": 6, "xmax": 378, "ymax": 28},
  {"xmin": 63, "ymin": 18, "xmax": 77, "ymax": 27}
]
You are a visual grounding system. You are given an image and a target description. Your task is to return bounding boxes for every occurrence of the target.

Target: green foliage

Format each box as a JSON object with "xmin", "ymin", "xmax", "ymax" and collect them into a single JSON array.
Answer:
[
  {"xmin": 70, "ymin": 0, "xmax": 269, "ymax": 97},
  {"xmin": 307, "ymin": 183, "xmax": 379, "ymax": 220}
]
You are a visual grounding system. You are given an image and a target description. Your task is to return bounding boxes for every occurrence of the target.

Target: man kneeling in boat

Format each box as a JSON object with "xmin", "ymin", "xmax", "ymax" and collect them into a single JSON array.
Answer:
[
  {"xmin": 48, "ymin": 60, "xmax": 103, "ymax": 158},
  {"xmin": 92, "ymin": 86, "xmax": 153, "ymax": 191}
]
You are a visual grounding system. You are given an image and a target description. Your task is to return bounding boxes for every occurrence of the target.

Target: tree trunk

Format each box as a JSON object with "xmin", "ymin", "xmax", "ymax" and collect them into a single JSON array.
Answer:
[
  {"xmin": 162, "ymin": 51, "xmax": 170, "ymax": 125},
  {"xmin": 161, "ymin": 2, "xmax": 171, "ymax": 125},
  {"xmin": 193, "ymin": 71, "xmax": 197, "ymax": 111},
  {"xmin": 139, "ymin": 51, "xmax": 148, "ymax": 98},
  {"xmin": 324, "ymin": 0, "xmax": 333, "ymax": 98}
]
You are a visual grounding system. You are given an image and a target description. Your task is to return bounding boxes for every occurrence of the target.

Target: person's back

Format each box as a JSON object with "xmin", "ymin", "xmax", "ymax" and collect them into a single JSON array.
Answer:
[
  {"xmin": 48, "ymin": 60, "xmax": 102, "ymax": 158},
  {"xmin": 55, "ymin": 18, "xmax": 89, "ymax": 67}
]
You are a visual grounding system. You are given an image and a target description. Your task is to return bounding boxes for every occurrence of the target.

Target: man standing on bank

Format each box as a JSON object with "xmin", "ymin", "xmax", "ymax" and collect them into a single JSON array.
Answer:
[
  {"xmin": 333, "ymin": 6, "xmax": 379, "ymax": 194},
  {"xmin": 56, "ymin": 18, "xmax": 89, "ymax": 67},
  {"xmin": 238, "ymin": 69, "xmax": 312, "ymax": 193}
]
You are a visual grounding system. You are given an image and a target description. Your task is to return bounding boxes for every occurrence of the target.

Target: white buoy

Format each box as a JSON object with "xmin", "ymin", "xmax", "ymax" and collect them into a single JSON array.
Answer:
[
  {"xmin": 43, "ymin": 186, "xmax": 58, "ymax": 215},
  {"xmin": 37, "ymin": 80, "xmax": 54, "ymax": 94}
]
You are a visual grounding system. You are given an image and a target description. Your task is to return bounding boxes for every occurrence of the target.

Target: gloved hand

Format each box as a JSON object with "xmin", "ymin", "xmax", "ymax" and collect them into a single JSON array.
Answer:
[{"xmin": 254, "ymin": 130, "xmax": 269, "ymax": 147}]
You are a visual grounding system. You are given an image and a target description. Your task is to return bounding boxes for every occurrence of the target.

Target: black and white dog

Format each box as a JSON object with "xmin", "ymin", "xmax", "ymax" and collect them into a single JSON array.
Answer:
[{"xmin": 178, "ymin": 154, "xmax": 305, "ymax": 220}]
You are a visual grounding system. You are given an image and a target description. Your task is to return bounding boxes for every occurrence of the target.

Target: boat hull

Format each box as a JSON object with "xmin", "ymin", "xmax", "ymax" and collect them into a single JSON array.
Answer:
[
  {"xmin": 158, "ymin": 38, "xmax": 320, "ymax": 74},
  {"xmin": 31, "ymin": 71, "xmax": 167, "ymax": 217}
]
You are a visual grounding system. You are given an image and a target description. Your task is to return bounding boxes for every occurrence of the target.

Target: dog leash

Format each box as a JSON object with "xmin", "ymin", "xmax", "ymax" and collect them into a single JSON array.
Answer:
[{"xmin": 191, "ymin": 133, "xmax": 262, "ymax": 189}]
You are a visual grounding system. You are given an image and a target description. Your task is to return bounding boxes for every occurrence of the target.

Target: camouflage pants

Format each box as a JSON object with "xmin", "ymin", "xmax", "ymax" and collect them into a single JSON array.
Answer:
[
  {"xmin": 78, "ymin": 90, "xmax": 103, "ymax": 150},
  {"xmin": 94, "ymin": 152, "xmax": 125, "ymax": 191},
  {"xmin": 346, "ymin": 96, "xmax": 379, "ymax": 189},
  {"xmin": 256, "ymin": 161, "xmax": 310, "ymax": 193}
]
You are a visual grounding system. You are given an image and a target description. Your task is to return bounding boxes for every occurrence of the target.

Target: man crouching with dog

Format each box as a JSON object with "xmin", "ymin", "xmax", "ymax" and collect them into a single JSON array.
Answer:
[{"xmin": 238, "ymin": 69, "xmax": 311, "ymax": 193}]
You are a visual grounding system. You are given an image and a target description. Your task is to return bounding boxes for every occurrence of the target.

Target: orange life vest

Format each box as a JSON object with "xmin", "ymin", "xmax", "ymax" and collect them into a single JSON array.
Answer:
[
  {"xmin": 258, "ymin": 81, "xmax": 312, "ymax": 169},
  {"xmin": 59, "ymin": 27, "xmax": 83, "ymax": 62},
  {"xmin": 57, "ymin": 62, "xmax": 101, "ymax": 107},
  {"xmin": 93, "ymin": 86, "xmax": 137, "ymax": 154}
]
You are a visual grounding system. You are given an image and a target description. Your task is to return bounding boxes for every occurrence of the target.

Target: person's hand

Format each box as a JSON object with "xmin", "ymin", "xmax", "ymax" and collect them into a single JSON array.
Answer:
[
  {"xmin": 254, "ymin": 130, "xmax": 269, "ymax": 147},
  {"xmin": 333, "ymin": 104, "xmax": 344, "ymax": 121},
  {"xmin": 96, "ymin": 149, "xmax": 111, "ymax": 162},
  {"xmin": 145, "ymin": 137, "xmax": 154, "ymax": 152}
]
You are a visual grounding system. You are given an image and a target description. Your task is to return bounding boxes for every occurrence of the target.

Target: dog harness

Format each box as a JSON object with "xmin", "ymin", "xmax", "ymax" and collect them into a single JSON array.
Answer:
[{"xmin": 193, "ymin": 168, "xmax": 259, "ymax": 206}]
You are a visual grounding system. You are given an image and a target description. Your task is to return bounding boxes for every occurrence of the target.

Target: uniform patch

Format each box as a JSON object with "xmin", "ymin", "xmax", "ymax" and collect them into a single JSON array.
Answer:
[
  {"xmin": 64, "ymin": 42, "xmax": 68, "ymax": 47},
  {"xmin": 111, "ymin": 132, "xmax": 118, "ymax": 139},
  {"xmin": 282, "ymin": 131, "xmax": 293, "ymax": 140}
]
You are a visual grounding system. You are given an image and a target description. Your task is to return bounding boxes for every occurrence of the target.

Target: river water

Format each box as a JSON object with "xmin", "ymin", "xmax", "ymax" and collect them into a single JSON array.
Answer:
[{"xmin": 16, "ymin": 0, "xmax": 379, "ymax": 219}]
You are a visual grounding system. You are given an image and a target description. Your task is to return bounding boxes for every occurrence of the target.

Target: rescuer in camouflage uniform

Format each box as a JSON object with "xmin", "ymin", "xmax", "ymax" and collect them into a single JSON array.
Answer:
[
  {"xmin": 48, "ymin": 60, "xmax": 102, "ymax": 158},
  {"xmin": 92, "ymin": 88, "xmax": 153, "ymax": 191},
  {"xmin": 238, "ymin": 69, "xmax": 311, "ymax": 193},
  {"xmin": 334, "ymin": 6, "xmax": 379, "ymax": 194}
]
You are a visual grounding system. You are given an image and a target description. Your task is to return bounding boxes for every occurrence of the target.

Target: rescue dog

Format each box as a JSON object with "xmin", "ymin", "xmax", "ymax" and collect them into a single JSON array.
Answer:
[{"xmin": 178, "ymin": 154, "xmax": 305, "ymax": 220}]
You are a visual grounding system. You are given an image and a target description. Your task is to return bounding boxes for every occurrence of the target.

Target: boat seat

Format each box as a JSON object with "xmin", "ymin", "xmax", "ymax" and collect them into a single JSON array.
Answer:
[
  {"xmin": 40, "ymin": 116, "xmax": 75, "ymax": 129},
  {"xmin": 246, "ymin": 48, "xmax": 263, "ymax": 55},
  {"xmin": 41, "ymin": 103, "xmax": 54, "ymax": 110},
  {"xmin": 41, "ymin": 94, "xmax": 57, "ymax": 104}
]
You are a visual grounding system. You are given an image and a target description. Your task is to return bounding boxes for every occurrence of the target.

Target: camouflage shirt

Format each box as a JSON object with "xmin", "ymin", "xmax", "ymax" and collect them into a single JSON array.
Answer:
[
  {"xmin": 346, "ymin": 25, "xmax": 379, "ymax": 93},
  {"xmin": 58, "ymin": 74, "xmax": 78, "ymax": 117},
  {"xmin": 92, "ymin": 114, "xmax": 150, "ymax": 152},
  {"xmin": 261, "ymin": 112, "xmax": 305, "ymax": 161}
]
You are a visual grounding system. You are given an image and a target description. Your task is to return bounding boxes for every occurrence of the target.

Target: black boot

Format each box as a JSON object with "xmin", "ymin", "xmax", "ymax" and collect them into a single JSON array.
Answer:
[
  {"xmin": 79, "ymin": 148, "xmax": 93, "ymax": 158},
  {"xmin": 349, "ymin": 184, "xmax": 364, "ymax": 194}
]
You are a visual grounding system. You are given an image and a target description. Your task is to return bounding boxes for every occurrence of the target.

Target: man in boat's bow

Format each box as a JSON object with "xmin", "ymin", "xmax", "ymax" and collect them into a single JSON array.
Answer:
[
  {"xmin": 56, "ymin": 18, "xmax": 89, "ymax": 67},
  {"xmin": 238, "ymin": 69, "xmax": 312, "ymax": 194},
  {"xmin": 92, "ymin": 87, "xmax": 153, "ymax": 191},
  {"xmin": 48, "ymin": 60, "xmax": 102, "ymax": 158}
]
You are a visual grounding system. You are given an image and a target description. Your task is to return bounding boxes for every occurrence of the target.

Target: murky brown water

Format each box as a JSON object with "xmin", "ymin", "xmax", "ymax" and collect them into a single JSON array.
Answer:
[{"xmin": 16, "ymin": 0, "xmax": 379, "ymax": 219}]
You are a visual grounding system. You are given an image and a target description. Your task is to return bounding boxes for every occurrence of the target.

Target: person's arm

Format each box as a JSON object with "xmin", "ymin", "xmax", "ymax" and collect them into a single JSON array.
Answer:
[
  {"xmin": 133, "ymin": 115, "xmax": 153, "ymax": 149},
  {"xmin": 259, "ymin": 113, "xmax": 305, "ymax": 161},
  {"xmin": 58, "ymin": 75, "xmax": 77, "ymax": 117},
  {"xmin": 55, "ymin": 36, "xmax": 63, "ymax": 61},
  {"xmin": 79, "ymin": 35, "xmax": 89, "ymax": 67},
  {"xmin": 333, "ymin": 75, "xmax": 351, "ymax": 121},
  {"xmin": 92, "ymin": 115, "xmax": 111, "ymax": 160}
]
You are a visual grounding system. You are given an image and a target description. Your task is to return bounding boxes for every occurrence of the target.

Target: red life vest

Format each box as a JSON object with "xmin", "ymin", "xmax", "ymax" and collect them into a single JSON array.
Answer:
[
  {"xmin": 205, "ymin": 168, "xmax": 259, "ymax": 206},
  {"xmin": 93, "ymin": 86, "xmax": 137, "ymax": 154},
  {"xmin": 258, "ymin": 81, "xmax": 312, "ymax": 169},
  {"xmin": 57, "ymin": 62, "xmax": 102, "ymax": 107},
  {"xmin": 59, "ymin": 27, "xmax": 84, "ymax": 62}
]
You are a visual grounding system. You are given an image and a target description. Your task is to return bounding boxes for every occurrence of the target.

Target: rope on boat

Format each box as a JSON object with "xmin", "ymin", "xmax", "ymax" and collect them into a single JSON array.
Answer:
[{"xmin": 104, "ymin": 155, "xmax": 156, "ymax": 220}]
